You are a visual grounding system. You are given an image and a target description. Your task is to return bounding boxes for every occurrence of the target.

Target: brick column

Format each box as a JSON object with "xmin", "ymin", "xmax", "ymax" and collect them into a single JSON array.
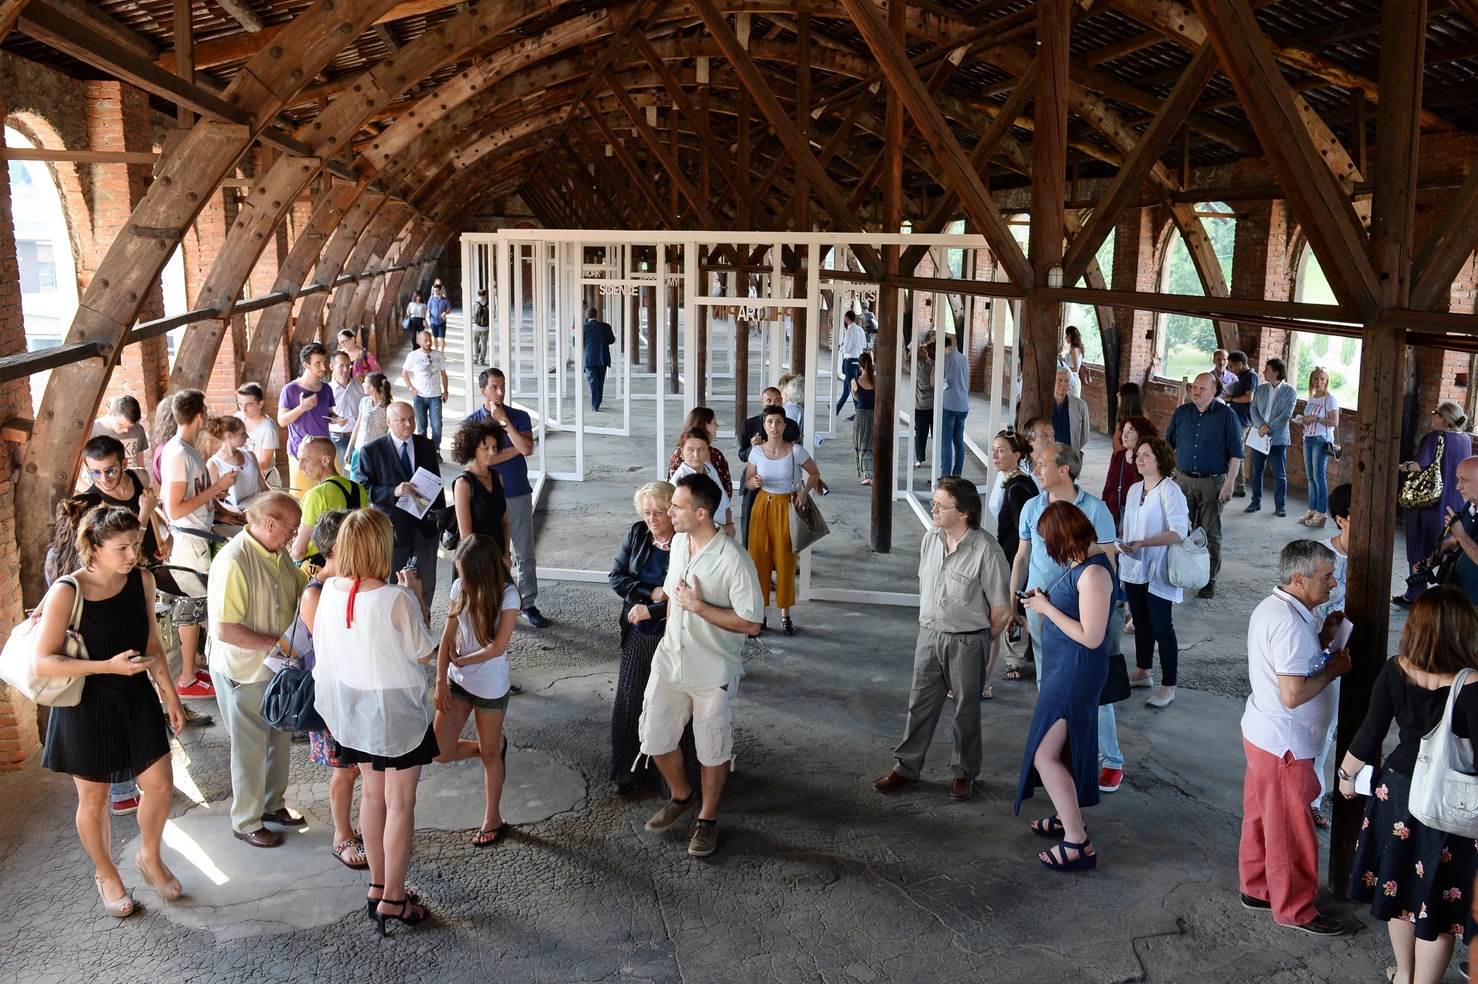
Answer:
[
  {"xmin": 85, "ymin": 82, "xmax": 169, "ymax": 418},
  {"xmin": 0, "ymin": 95, "xmax": 41, "ymax": 769},
  {"xmin": 1229, "ymin": 199, "xmax": 1292, "ymax": 363}
]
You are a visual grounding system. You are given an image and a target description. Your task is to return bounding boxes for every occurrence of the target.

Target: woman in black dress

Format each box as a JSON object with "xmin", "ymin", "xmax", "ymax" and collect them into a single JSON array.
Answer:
[
  {"xmin": 608, "ymin": 481, "xmax": 698, "ymax": 796},
  {"xmin": 35, "ymin": 506, "xmax": 185, "ymax": 917},
  {"xmin": 990, "ymin": 429, "xmax": 1037, "ymax": 686},
  {"xmin": 450, "ymin": 416, "xmax": 510, "ymax": 555},
  {"xmin": 1338, "ymin": 587, "xmax": 1478, "ymax": 984}
]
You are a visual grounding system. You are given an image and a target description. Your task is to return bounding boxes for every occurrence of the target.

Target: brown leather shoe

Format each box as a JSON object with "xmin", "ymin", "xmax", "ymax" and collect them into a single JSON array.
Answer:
[
  {"xmin": 872, "ymin": 770, "xmax": 914, "ymax": 793},
  {"xmin": 950, "ymin": 778, "xmax": 975, "ymax": 801},
  {"xmin": 261, "ymin": 808, "xmax": 307, "ymax": 827},
  {"xmin": 233, "ymin": 827, "xmax": 283, "ymax": 848}
]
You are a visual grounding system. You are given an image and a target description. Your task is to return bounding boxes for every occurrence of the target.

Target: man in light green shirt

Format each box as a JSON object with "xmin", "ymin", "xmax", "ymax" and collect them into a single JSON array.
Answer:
[
  {"xmin": 208, "ymin": 491, "xmax": 310, "ymax": 848},
  {"xmin": 290, "ymin": 436, "xmax": 366, "ymax": 565},
  {"xmin": 874, "ymin": 476, "xmax": 1010, "ymax": 803},
  {"xmin": 640, "ymin": 472, "xmax": 762, "ymax": 858}
]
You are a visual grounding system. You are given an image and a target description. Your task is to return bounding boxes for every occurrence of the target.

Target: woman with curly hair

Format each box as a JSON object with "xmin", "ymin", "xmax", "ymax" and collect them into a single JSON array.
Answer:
[{"xmin": 449, "ymin": 415, "xmax": 510, "ymax": 555}]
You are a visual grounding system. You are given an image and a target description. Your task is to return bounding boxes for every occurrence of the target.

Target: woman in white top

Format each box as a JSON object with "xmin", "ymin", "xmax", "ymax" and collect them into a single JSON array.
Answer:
[
  {"xmin": 1297, "ymin": 366, "xmax": 1340, "ymax": 528},
  {"xmin": 347, "ymin": 372, "xmax": 392, "ymax": 481},
  {"xmin": 311, "ymin": 508, "xmax": 438, "ymax": 936},
  {"xmin": 204, "ymin": 415, "xmax": 265, "ymax": 511},
  {"xmin": 670, "ymin": 428, "xmax": 734, "ymax": 534},
  {"xmin": 1117, "ymin": 436, "xmax": 1190, "ymax": 708},
  {"xmin": 235, "ymin": 382, "xmax": 282, "ymax": 488},
  {"xmin": 1058, "ymin": 325, "xmax": 1085, "ymax": 398},
  {"xmin": 432, "ymin": 534, "xmax": 520, "ymax": 848},
  {"xmin": 743, "ymin": 405, "xmax": 820, "ymax": 636},
  {"xmin": 404, "ymin": 291, "xmax": 427, "ymax": 334}
]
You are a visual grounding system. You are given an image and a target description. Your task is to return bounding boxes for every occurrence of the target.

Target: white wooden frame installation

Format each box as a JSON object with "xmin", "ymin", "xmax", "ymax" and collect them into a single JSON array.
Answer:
[{"xmin": 461, "ymin": 229, "xmax": 1006, "ymax": 605}]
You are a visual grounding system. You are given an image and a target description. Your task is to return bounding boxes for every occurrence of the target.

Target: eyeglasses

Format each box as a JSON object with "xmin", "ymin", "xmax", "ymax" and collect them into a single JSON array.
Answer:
[
  {"xmin": 930, "ymin": 502, "xmax": 957, "ymax": 513},
  {"xmin": 267, "ymin": 516, "xmax": 300, "ymax": 535},
  {"xmin": 639, "ymin": 509, "xmax": 667, "ymax": 519},
  {"xmin": 87, "ymin": 466, "xmax": 122, "ymax": 480}
]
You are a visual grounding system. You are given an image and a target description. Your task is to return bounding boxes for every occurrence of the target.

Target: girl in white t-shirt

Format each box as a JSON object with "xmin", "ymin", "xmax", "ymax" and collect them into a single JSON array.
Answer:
[
  {"xmin": 432, "ymin": 533, "xmax": 520, "ymax": 848},
  {"xmin": 204, "ymin": 415, "xmax": 264, "ymax": 512}
]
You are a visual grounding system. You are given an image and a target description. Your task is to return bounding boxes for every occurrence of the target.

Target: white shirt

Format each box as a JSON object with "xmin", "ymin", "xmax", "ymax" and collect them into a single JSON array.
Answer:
[
  {"xmin": 330, "ymin": 379, "xmax": 363, "ymax": 434},
  {"xmin": 840, "ymin": 322, "xmax": 866, "ymax": 360},
  {"xmin": 210, "ymin": 450, "xmax": 267, "ymax": 508},
  {"xmin": 670, "ymin": 461, "xmax": 732, "ymax": 526},
  {"xmin": 749, "ymin": 444, "xmax": 810, "ymax": 495},
  {"xmin": 238, "ymin": 413, "xmax": 281, "ymax": 486},
  {"xmin": 402, "ymin": 349, "xmax": 446, "ymax": 398},
  {"xmin": 651, "ymin": 531, "xmax": 763, "ymax": 690},
  {"xmin": 447, "ymin": 580, "xmax": 519, "ymax": 699},
  {"xmin": 1118, "ymin": 478, "xmax": 1191, "ymax": 602},
  {"xmin": 161, "ymin": 436, "xmax": 213, "ymax": 531},
  {"xmin": 1242, "ymin": 588, "xmax": 1333, "ymax": 759},
  {"xmin": 1302, "ymin": 392, "xmax": 1339, "ymax": 441}
]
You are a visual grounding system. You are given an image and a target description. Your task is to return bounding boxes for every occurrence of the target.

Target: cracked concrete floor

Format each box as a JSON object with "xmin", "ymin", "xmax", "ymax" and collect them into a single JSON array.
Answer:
[{"xmin": 0, "ymin": 319, "xmax": 1446, "ymax": 982}]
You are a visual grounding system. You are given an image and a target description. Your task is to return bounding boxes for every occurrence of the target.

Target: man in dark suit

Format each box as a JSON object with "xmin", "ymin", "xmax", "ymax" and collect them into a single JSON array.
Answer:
[
  {"xmin": 735, "ymin": 386, "xmax": 800, "ymax": 546},
  {"xmin": 358, "ymin": 400, "xmax": 443, "ymax": 610},
  {"xmin": 582, "ymin": 306, "xmax": 617, "ymax": 411}
]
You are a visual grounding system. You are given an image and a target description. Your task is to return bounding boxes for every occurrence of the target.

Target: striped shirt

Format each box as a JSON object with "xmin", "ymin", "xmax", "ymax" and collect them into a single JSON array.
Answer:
[{"xmin": 1241, "ymin": 588, "xmax": 1332, "ymax": 759}]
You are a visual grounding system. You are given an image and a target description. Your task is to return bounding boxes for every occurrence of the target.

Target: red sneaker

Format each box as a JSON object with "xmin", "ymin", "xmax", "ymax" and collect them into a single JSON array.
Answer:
[
  {"xmin": 1098, "ymin": 767, "xmax": 1124, "ymax": 793},
  {"xmin": 111, "ymin": 796, "xmax": 140, "ymax": 817},
  {"xmin": 177, "ymin": 673, "xmax": 215, "ymax": 699}
]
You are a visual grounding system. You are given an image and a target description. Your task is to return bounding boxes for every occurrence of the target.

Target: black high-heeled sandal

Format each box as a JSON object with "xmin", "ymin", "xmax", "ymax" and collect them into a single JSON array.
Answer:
[
  {"xmin": 781, "ymin": 615, "xmax": 795, "ymax": 636},
  {"xmin": 367, "ymin": 884, "xmax": 422, "ymax": 918},
  {"xmin": 370, "ymin": 898, "xmax": 428, "ymax": 937}
]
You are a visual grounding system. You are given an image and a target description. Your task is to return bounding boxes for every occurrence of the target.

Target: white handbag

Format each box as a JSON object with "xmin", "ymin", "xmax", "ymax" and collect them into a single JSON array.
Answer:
[
  {"xmin": 1409, "ymin": 668, "xmax": 1478, "ymax": 837},
  {"xmin": 1166, "ymin": 527, "xmax": 1211, "ymax": 592}
]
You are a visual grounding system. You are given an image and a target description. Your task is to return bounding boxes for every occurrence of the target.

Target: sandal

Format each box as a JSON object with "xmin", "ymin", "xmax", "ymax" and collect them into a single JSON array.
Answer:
[
  {"xmin": 332, "ymin": 837, "xmax": 369, "ymax": 869},
  {"xmin": 1004, "ymin": 666, "xmax": 1031, "ymax": 682},
  {"xmin": 367, "ymin": 884, "xmax": 422, "ymax": 918},
  {"xmin": 472, "ymin": 824, "xmax": 506, "ymax": 848},
  {"xmin": 95, "ymin": 875, "xmax": 137, "ymax": 918},
  {"xmin": 1040, "ymin": 838, "xmax": 1097, "ymax": 872},
  {"xmin": 135, "ymin": 852, "xmax": 183, "ymax": 901},
  {"xmin": 371, "ymin": 897, "xmax": 428, "ymax": 937},
  {"xmin": 1030, "ymin": 816, "xmax": 1065, "ymax": 838},
  {"xmin": 980, "ymin": 686, "xmax": 993, "ymax": 700},
  {"xmin": 1311, "ymin": 806, "xmax": 1330, "ymax": 829}
]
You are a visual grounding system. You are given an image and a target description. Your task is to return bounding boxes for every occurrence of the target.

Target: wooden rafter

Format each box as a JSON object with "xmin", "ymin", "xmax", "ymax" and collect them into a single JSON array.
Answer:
[
  {"xmin": 605, "ymin": 73, "xmax": 718, "ymax": 228},
  {"xmin": 1189, "ymin": 0, "xmax": 1381, "ymax": 317}
]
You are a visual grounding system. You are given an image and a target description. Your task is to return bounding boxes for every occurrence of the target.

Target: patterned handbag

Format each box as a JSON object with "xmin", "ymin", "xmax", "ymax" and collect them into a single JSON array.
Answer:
[{"xmin": 1398, "ymin": 435, "xmax": 1444, "ymax": 510}]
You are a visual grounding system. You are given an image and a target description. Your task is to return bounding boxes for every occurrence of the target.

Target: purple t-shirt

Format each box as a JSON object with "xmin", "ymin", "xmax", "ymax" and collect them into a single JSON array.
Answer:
[{"xmin": 281, "ymin": 380, "xmax": 336, "ymax": 457}]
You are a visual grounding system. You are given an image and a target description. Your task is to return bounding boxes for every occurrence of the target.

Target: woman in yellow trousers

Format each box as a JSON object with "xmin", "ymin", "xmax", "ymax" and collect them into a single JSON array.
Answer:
[{"xmin": 744, "ymin": 406, "xmax": 821, "ymax": 637}]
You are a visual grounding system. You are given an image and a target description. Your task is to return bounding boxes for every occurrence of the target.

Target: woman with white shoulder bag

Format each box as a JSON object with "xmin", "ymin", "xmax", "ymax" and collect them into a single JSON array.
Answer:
[{"xmin": 1116, "ymin": 437, "xmax": 1189, "ymax": 709}]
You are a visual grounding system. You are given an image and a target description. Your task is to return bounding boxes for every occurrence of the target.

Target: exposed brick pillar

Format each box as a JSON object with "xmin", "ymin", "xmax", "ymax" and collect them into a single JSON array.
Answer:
[
  {"xmin": 1229, "ymin": 200, "xmax": 1291, "ymax": 364},
  {"xmin": 1112, "ymin": 207, "xmax": 1158, "ymax": 383},
  {"xmin": 85, "ymin": 82, "xmax": 169, "ymax": 418},
  {"xmin": 0, "ymin": 95, "xmax": 42, "ymax": 768}
]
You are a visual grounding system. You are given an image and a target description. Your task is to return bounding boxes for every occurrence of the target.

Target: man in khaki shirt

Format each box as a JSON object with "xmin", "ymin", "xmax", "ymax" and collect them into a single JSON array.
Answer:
[
  {"xmin": 874, "ymin": 476, "xmax": 1010, "ymax": 802},
  {"xmin": 207, "ymin": 491, "xmax": 310, "ymax": 848}
]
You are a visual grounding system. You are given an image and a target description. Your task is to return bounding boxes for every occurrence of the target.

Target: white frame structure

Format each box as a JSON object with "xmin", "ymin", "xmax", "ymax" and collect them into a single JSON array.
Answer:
[{"xmin": 461, "ymin": 229, "xmax": 1007, "ymax": 606}]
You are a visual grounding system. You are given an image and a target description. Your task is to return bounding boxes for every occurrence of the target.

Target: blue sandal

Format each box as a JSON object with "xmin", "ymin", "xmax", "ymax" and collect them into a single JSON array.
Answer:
[
  {"xmin": 1040, "ymin": 838, "xmax": 1096, "ymax": 872},
  {"xmin": 1030, "ymin": 816, "xmax": 1064, "ymax": 838}
]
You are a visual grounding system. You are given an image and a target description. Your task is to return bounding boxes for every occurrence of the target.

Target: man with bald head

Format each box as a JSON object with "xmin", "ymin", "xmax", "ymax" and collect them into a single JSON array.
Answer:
[
  {"xmin": 1428, "ymin": 456, "xmax": 1478, "ymax": 606},
  {"xmin": 208, "ymin": 491, "xmax": 310, "ymax": 847},
  {"xmin": 358, "ymin": 399, "xmax": 445, "ymax": 610},
  {"xmin": 1165, "ymin": 372, "xmax": 1243, "ymax": 598}
]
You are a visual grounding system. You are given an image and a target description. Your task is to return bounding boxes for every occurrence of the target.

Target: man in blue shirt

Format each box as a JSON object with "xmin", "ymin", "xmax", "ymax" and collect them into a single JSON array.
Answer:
[
  {"xmin": 426, "ymin": 284, "xmax": 451, "ymax": 353},
  {"xmin": 582, "ymin": 307, "xmax": 617, "ymax": 411},
  {"xmin": 1224, "ymin": 351, "xmax": 1258, "ymax": 496},
  {"xmin": 1165, "ymin": 372, "xmax": 1243, "ymax": 598},
  {"xmin": 1010, "ymin": 442, "xmax": 1128, "ymax": 794},
  {"xmin": 940, "ymin": 334, "xmax": 970, "ymax": 477},
  {"xmin": 466, "ymin": 367, "xmax": 548, "ymax": 629}
]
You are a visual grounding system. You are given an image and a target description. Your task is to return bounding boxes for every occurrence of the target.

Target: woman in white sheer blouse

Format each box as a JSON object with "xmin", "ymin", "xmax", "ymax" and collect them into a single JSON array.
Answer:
[{"xmin": 312, "ymin": 508, "xmax": 438, "ymax": 936}]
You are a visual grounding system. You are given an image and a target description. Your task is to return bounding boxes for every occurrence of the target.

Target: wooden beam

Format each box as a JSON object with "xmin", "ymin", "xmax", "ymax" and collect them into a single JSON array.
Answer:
[
  {"xmin": 174, "ymin": 0, "xmax": 193, "ymax": 128},
  {"xmin": 838, "ymin": 0, "xmax": 1032, "ymax": 287},
  {"xmin": 872, "ymin": 0, "xmax": 905, "ymax": 555},
  {"xmin": 0, "ymin": 147, "xmax": 156, "ymax": 164},
  {"xmin": 1410, "ymin": 165, "xmax": 1478, "ymax": 311},
  {"xmin": 19, "ymin": 1, "xmax": 250, "ymax": 125},
  {"xmin": 1063, "ymin": 43, "xmax": 1218, "ymax": 284},
  {"xmin": 211, "ymin": 0, "xmax": 264, "ymax": 33},
  {"xmin": 604, "ymin": 73, "xmax": 718, "ymax": 228},
  {"xmin": 0, "ymin": 340, "xmax": 105, "ymax": 384},
  {"xmin": 585, "ymin": 104, "xmax": 675, "ymax": 229},
  {"xmin": 690, "ymin": 0, "xmax": 882, "ymax": 276},
  {"xmin": 1189, "ymin": 0, "xmax": 1380, "ymax": 318},
  {"xmin": 0, "ymin": 0, "xmax": 30, "ymax": 43},
  {"xmin": 373, "ymin": 23, "xmax": 401, "ymax": 52}
]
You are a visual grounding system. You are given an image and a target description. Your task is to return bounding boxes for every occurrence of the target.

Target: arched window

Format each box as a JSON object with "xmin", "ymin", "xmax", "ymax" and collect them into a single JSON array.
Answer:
[
  {"xmin": 6, "ymin": 125, "xmax": 80, "ymax": 412},
  {"xmin": 1153, "ymin": 203, "xmax": 1235, "ymax": 380},
  {"xmin": 1064, "ymin": 225, "xmax": 1115, "ymax": 365},
  {"xmin": 1287, "ymin": 244, "xmax": 1360, "ymax": 409}
]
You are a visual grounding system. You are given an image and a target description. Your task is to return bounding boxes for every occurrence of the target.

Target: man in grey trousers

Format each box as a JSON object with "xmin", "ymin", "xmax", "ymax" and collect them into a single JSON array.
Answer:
[{"xmin": 872, "ymin": 476, "xmax": 1011, "ymax": 802}]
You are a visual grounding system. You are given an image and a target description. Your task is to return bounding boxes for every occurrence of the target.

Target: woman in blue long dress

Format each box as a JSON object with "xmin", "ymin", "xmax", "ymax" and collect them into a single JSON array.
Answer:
[
  {"xmin": 1015, "ymin": 500, "xmax": 1114, "ymax": 872},
  {"xmin": 1396, "ymin": 401, "xmax": 1472, "ymax": 604}
]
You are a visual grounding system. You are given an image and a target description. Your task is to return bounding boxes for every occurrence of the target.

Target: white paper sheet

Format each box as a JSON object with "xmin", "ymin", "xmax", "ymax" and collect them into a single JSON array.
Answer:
[{"xmin": 396, "ymin": 466, "xmax": 444, "ymax": 519}]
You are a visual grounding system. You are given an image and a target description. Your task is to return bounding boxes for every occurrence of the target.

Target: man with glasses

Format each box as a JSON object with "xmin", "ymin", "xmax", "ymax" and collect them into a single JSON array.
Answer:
[
  {"xmin": 207, "ymin": 492, "xmax": 310, "ymax": 848},
  {"xmin": 874, "ymin": 476, "xmax": 1010, "ymax": 802}
]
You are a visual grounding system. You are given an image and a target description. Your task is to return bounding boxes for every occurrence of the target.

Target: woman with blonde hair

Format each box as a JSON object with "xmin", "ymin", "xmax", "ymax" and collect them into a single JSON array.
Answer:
[
  {"xmin": 35, "ymin": 505, "xmax": 186, "ymax": 916},
  {"xmin": 1297, "ymin": 366, "xmax": 1340, "ymax": 528},
  {"xmin": 312, "ymin": 508, "xmax": 439, "ymax": 935},
  {"xmin": 1340, "ymin": 588, "xmax": 1478, "ymax": 984}
]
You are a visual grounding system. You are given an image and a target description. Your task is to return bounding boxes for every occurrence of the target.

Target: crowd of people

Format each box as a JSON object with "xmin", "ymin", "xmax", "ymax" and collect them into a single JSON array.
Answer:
[{"xmin": 24, "ymin": 309, "xmax": 1478, "ymax": 980}]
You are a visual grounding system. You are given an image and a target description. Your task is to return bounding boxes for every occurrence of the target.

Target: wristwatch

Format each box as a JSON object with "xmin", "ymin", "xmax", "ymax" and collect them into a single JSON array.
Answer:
[{"xmin": 1337, "ymin": 767, "xmax": 1357, "ymax": 782}]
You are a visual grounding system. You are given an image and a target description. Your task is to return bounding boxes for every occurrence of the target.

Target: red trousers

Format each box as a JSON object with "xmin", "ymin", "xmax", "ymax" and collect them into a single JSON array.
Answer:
[{"xmin": 1239, "ymin": 736, "xmax": 1321, "ymax": 926}]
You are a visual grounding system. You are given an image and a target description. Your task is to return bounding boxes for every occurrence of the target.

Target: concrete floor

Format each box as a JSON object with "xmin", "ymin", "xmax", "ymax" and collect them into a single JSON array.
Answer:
[{"xmin": 0, "ymin": 314, "xmax": 1445, "ymax": 983}]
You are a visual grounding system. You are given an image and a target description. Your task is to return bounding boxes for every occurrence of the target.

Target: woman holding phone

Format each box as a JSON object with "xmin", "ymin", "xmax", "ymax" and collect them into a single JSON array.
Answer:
[{"xmin": 34, "ymin": 505, "xmax": 186, "ymax": 917}]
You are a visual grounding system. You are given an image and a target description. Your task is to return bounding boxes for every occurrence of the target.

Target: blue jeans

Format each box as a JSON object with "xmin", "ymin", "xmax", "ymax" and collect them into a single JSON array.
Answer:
[
  {"xmin": 940, "ymin": 409, "xmax": 968, "ymax": 476},
  {"xmin": 585, "ymin": 366, "xmax": 608, "ymax": 410},
  {"xmin": 329, "ymin": 432, "xmax": 351, "ymax": 462},
  {"xmin": 1248, "ymin": 444, "xmax": 1287, "ymax": 510},
  {"xmin": 412, "ymin": 394, "xmax": 443, "ymax": 447},
  {"xmin": 1303, "ymin": 436, "xmax": 1330, "ymax": 513},
  {"xmin": 836, "ymin": 358, "xmax": 860, "ymax": 416}
]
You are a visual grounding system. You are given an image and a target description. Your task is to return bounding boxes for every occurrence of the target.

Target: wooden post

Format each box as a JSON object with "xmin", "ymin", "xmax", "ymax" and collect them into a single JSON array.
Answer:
[
  {"xmin": 642, "ymin": 285, "xmax": 655, "ymax": 374},
  {"xmin": 870, "ymin": 0, "xmax": 905, "ymax": 554},
  {"xmin": 668, "ymin": 273, "xmax": 680, "ymax": 392},
  {"xmin": 735, "ymin": 277, "xmax": 751, "ymax": 442},
  {"xmin": 696, "ymin": 249, "xmax": 709, "ymax": 406}
]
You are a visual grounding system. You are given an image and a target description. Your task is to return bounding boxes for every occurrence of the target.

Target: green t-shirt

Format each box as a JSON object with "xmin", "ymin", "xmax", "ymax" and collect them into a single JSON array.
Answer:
[{"xmin": 301, "ymin": 475, "xmax": 366, "ymax": 558}]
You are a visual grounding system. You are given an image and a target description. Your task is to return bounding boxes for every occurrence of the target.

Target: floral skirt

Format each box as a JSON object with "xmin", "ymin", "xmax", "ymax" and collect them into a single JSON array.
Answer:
[{"xmin": 1347, "ymin": 767, "xmax": 1478, "ymax": 941}]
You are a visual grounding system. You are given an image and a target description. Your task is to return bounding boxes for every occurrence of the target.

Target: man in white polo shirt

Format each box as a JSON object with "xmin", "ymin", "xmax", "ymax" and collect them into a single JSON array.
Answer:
[
  {"xmin": 638, "ymin": 471, "xmax": 762, "ymax": 858},
  {"xmin": 1239, "ymin": 539, "xmax": 1349, "ymax": 936}
]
